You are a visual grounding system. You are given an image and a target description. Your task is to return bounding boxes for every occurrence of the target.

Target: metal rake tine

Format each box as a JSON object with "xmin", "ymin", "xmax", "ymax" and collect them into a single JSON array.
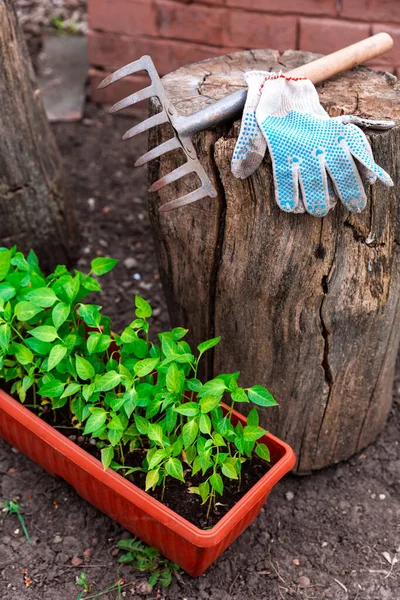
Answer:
[
  {"xmin": 149, "ymin": 163, "xmax": 195, "ymax": 193},
  {"xmin": 122, "ymin": 111, "xmax": 169, "ymax": 140},
  {"xmin": 110, "ymin": 85, "xmax": 158, "ymax": 114},
  {"xmin": 98, "ymin": 55, "xmax": 158, "ymax": 89},
  {"xmin": 159, "ymin": 187, "xmax": 215, "ymax": 212},
  {"xmin": 134, "ymin": 137, "xmax": 181, "ymax": 167}
]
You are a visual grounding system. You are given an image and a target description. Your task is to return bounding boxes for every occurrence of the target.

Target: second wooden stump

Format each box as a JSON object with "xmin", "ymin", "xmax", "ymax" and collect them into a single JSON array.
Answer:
[{"xmin": 148, "ymin": 50, "xmax": 400, "ymax": 472}]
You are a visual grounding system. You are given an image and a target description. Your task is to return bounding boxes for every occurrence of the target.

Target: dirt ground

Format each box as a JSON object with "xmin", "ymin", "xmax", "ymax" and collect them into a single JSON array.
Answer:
[{"xmin": 1, "ymin": 106, "xmax": 399, "ymax": 600}]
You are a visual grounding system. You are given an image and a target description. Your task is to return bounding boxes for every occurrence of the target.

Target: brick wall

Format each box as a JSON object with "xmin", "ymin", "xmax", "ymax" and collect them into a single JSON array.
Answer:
[{"xmin": 88, "ymin": 0, "xmax": 400, "ymax": 104}]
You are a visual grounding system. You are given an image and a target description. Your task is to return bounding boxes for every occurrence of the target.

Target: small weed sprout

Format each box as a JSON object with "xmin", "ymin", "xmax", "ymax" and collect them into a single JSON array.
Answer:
[
  {"xmin": 1, "ymin": 497, "xmax": 31, "ymax": 543},
  {"xmin": 117, "ymin": 537, "xmax": 179, "ymax": 588}
]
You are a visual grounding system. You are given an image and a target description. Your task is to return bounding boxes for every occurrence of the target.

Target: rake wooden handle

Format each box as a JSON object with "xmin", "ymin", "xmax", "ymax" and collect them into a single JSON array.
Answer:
[
  {"xmin": 287, "ymin": 32, "xmax": 393, "ymax": 83},
  {"xmin": 178, "ymin": 33, "xmax": 394, "ymax": 137}
]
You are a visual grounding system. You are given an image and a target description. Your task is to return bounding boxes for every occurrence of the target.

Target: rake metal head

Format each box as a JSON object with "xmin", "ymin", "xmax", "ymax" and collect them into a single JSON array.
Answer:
[{"xmin": 98, "ymin": 55, "xmax": 218, "ymax": 212}]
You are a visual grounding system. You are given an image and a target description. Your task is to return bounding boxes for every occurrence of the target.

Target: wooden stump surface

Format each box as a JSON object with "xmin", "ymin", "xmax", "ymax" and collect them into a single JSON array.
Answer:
[{"xmin": 148, "ymin": 50, "xmax": 400, "ymax": 471}]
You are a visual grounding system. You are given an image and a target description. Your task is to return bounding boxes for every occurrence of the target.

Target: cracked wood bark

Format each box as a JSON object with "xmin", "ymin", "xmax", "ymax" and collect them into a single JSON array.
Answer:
[
  {"xmin": 148, "ymin": 49, "xmax": 400, "ymax": 471},
  {"xmin": 0, "ymin": 0, "xmax": 78, "ymax": 270}
]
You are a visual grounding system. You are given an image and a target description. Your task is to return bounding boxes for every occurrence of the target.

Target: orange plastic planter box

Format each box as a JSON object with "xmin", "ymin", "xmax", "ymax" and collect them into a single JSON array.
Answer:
[{"xmin": 0, "ymin": 388, "xmax": 295, "ymax": 576}]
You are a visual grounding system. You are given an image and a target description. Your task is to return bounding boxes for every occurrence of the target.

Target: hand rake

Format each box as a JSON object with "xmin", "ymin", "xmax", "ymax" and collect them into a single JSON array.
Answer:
[{"xmin": 98, "ymin": 33, "xmax": 393, "ymax": 212}]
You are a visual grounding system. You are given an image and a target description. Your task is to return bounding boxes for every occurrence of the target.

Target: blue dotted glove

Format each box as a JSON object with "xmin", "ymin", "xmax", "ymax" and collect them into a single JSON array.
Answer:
[{"xmin": 256, "ymin": 74, "xmax": 393, "ymax": 216}]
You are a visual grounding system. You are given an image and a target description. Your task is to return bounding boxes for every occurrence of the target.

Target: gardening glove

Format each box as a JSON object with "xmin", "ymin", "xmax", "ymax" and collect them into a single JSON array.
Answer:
[
  {"xmin": 255, "ymin": 73, "xmax": 394, "ymax": 216},
  {"xmin": 231, "ymin": 71, "xmax": 268, "ymax": 179}
]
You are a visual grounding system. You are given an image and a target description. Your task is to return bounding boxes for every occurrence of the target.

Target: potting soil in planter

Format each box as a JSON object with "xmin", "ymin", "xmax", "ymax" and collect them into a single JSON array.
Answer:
[{"xmin": 34, "ymin": 403, "xmax": 270, "ymax": 528}]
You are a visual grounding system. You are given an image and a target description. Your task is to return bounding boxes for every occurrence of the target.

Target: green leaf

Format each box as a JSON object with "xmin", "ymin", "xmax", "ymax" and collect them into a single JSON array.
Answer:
[
  {"xmin": 174, "ymin": 402, "xmax": 199, "ymax": 417},
  {"xmin": 108, "ymin": 428, "xmax": 124, "ymax": 447},
  {"xmin": 212, "ymin": 432, "xmax": 226, "ymax": 447},
  {"xmin": 47, "ymin": 344, "xmax": 67, "ymax": 370},
  {"xmin": 147, "ymin": 423, "xmax": 164, "ymax": 445},
  {"xmin": 25, "ymin": 337, "xmax": 51, "ymax": 355},
  {"xmin": 170, "ymin": 327, "xmax": 188, "ymax": 341},
  {"xmin": 191, "ymin": 456, "xmax": 202, "ymax": 476},
  {"xmin": 0, "ymin": 324, "xmax": 11, "ymax": 351},
  {"xmin": 134, "ymin": 414, "xmax": 149, "ymax": 434},
  {"xmin": 145, "ymin": 469, "xmax": 160, "ymax": 491},
  {"xmin": 78, "ymin": 304, "xmax": 102, "ymax": 328},
  {"xmin": 95, "ymin": 370, "xmax": 121, "ymax": 392},
  {"xmin": 76, "ymin": 355, "xmax": 95, "ymax": 380},
  {"xmin": 29, "ymin": 325, "xmax": 58, "ymax": 342},
  {"xmin": 159, "ymin": 568, "xmax": 172, "ymax": 588},
  {"xmin": 199, "ymin": 413, "xmax": 211, "ymax": 435},
  {"xmin": 166, "ymin": 362, "xmax": 183, "ymax": 395},
  {"xmin": 135, "ymin": 295, "xmax": 152, "ymax": 319},
  {"xmin": 0, "ymin": 283, "xmax": 16, "ymax": 302},
  {"xmin": 60, "ymin": 382, "xmax": 81, "ymax": 399},
  {"xmin": 148, "ymin": 571, "xmax": 160, "ymax": 588},
  {"xmin": 197, "ymin": 336, "xmax": 221, "ymax": 355},
  {"xmin": 108, "ymin": 415, "xmax": 124, "ymax": 431},
  {"xmin": 247, "ymin": 385, "xmax": 278, "ymax": 407},
  {"xmin": 63, "ymin": 275, "xmax": 81, "ymax": 302},
  {"xmin": 14, "ymin": 343, "xmax": 33, "ymax": 365},
  {"xmin": 0, "ymin": 249, "xmax": 11, "ymax": 281},
  {"xmin": 198, "ymin": 378, "xmax": 227, "ymax": 398},
  {"xmin": 210, "ymin": 472, "xmax": 224, "ymax": 495},
  {"xmin": 83, "ymin": 276, "xmax": 102, "ymax": 292},
  {"xmin": 165, "ymin": 458, "xmax": 184, "ymax": 482},
  {"xmin": 26, "ymin": 287, "xmax": 57, "ymax": 308},
  {"xmin": 221, "ymin": 461, "xmax": 238, "ymax": 480},
  {"xmin": 11, "ymin": 252, "xmax": 29, "ymax": 271},
  {"xmin": 147, "ymin": 449, "xmax": 168, "ymax": 470},
  {"xmin": 186, "ymin": 378, "xmax": 202, "ymax": 392},
  {"xmin": 199, "ymin": 480, "xmax": 210, "ymax": 504},
  {"xmin": 134, "ymin": 357, "xmax": 159, "ymax": 378},
  {"xmin": 120, "ymin": 327, "xmax": 136, "ymax": 344},
  {"xmin": 255, "ymin": 443, "xmax": 271, "ymax": 462},
  {"xmin": 182, "ymin": 420, "xmax": 199, "ymax": 449},
  {"xmin": 200, "ymin": 395, "xmax": 221, "ymax": 414},
  {"xmin": 21, "ymin": 375, "xmax": 34, "ymax": 394},
  {"xmin": 101, "ymin": 446, "xmax": 114, "ymax": 470},
  {"xmin": 161, "ymin": 336, "xmax": 176, "ymax": 358},
  {"xmin": 14, "ymin": 301, "xmax": 42, "ymax": 322},
  {"xmin": 231, "ymin": 387, "xmax": 248, "ymax": 403},
  {"xmin": 91, "ymin": 257, "xmax": 118, "ymax": 276},
  {"xmin": 82, "ymin": 383, "xmax": 95, "ymax": 401},
  {"xmin": 184, "ymin": 444, "xmax": 197, "ymax": 465},
  {"xmin": 72, "ymin": 396, "xmax": 85, "ymax": 421},
  {"xmin": 52, "ymin": 302, "xmax": 70, "ymax": 329},
  {"xmin": 87, "ymin": 332, "xmax": 112, "ymax": 354},
  {"xmin": 52, "ymin": 396, "xmax": 68, "ymax": 409},
  {"xmin": 39, "ymin": 379, "xmax": 65, "ymax": 398},
  {"xmin": 247, "ymin": 407, "xmax": 259, "ymax": 427},
  {"xmin": 83, "ymin": 409, "xmax": 107, "ymax": 435}
]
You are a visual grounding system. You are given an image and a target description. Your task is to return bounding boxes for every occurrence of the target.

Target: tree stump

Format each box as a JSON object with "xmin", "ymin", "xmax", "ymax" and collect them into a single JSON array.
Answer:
[
  {"xmin": 148, "ymin": 50, "xmax": 400, "ymax": 472},
  {"xmin": 0, "ymin": 0, "xmax": 78, "ymax": 270}
]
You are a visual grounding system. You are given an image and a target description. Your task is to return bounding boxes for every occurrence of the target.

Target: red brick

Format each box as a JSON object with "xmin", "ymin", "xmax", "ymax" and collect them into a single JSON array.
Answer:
[
  {"xmin": 299, "ymin": 18, "xmax": 371, "ymax": 55},
  {"xmin": 225, "ymin": 0, "xmax": 337, "ymax": 16},
  {"xmin": 341, "ymin": 0, "xmax": 400, "ymax": 24},
  {"xmin": 156, "ymin": 0, "xmax": 227, "ymax": 46},
  {"xmin": 88, "ymin": 31, "xmax": 240, "ymax": 75},
  {"xmin": 371, "ymin": 24, "xmax": 400, "ymax": 65},
  {"xmin": 227, "ymin": 11, "xmax": 297, "ymax": 51},
  {"xmin": 88, "ymin": 0, "xmax": 157, "ymax": 37},
  {"xmin": 89, "ymin": 67, "xmax": 150, "ymax": 108}
]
